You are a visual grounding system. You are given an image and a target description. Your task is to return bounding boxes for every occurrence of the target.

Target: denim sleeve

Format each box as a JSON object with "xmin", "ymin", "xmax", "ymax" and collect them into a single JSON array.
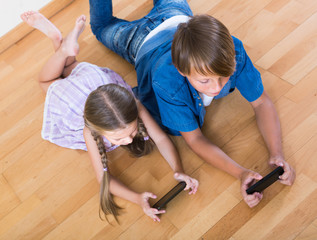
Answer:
[
  {"xmin": 234, "ymin": 39, "xmax": 264, "ymax": 102},
  {"xmin": 153, "ymin": 83, "xmax": 200, "ymax": 133}
]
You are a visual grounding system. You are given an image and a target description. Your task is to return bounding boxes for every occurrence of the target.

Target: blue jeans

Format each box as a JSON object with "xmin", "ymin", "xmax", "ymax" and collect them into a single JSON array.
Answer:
[{"xmin": 89, "ymin": 0, "xmax": 193, "ymax": 65}]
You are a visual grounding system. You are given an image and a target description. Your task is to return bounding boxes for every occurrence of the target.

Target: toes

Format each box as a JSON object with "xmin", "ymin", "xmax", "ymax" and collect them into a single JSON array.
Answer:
[
  {"xmin": 77, "ymin": 15, "xmax": 86, "ymax": 24},
  {"xmin": 20, "ymin": 14, "xmax": 26, "ymax": 21}
]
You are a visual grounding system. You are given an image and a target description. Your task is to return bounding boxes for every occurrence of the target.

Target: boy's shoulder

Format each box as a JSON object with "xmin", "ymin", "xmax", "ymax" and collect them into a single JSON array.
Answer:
[
  {"xmin": 152, "ymin": 52, "xmax": 189, "ymax": 99},
  {"xmin": 232, "ymin": 36, "xmax": 243, "ymax": 54},
  {"xmin": 232, "ymin": 35, "xmax": 242, "ymax": 45},
  {"xmin": 231, "ymin": 36, "xmax": 246, "ymax": 63}
]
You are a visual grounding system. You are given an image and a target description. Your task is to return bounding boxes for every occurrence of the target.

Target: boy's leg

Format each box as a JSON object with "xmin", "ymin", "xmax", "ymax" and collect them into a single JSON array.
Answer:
[
  {"xmin": 89, "ymin": 0, "xmax": 135, "ymax": 63},
  {"xmin": 21, "ymin": 12, "xmax": 85, "ymax": 92},
  {"xmin": 89, "ymin": 0, "xmax": 119, "ymax": 39},
  {"xmin": 89, "ymin": 0, "xmax": 192, "ymax": 65},
  {"xmin": 151, "ymin": 0, "xmax": 192, "ymax": 19},
  {"xmin": 89, "ymin": 0, "xmax": 168, "ymax": 65}
]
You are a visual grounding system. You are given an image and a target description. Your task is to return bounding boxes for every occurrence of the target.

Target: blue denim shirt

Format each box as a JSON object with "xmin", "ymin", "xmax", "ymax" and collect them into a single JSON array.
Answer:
[{"xmin": 135, "ymin": 32, "xmax": 263, "ymax": 136}]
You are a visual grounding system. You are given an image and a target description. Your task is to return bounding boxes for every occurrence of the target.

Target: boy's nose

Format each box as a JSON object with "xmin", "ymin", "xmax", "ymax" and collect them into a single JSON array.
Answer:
[{"xmin": 213, "ymin": 81, "xmax": 222, "ymax": 92}]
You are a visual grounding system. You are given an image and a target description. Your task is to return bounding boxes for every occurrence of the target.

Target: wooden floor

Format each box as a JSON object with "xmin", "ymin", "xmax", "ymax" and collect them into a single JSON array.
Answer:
[{"xmin": 1, "ymin": 0, "xmax": 317, "ymax": 239}]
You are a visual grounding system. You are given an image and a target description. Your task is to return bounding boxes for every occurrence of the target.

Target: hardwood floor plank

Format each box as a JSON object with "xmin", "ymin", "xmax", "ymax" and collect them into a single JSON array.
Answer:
[
  {"xmin": 0, "ymin": 194, "xmax": 42, "ymax": 237},
  {"xmin": 256, "ymin": 12, "xmax": 317, "ymax": 72},
  {"xmin": 263, "ymin": 189, "xmax": 317, "ymax": 240},
  {"xmin": 207, "ymin": 0, "xmax": 273, "ymax": 33},
  {"xmin": 0, "ymin": 175, "xmax": 21, "ymax": 220},
  {"xmin": 287, "ymin": 134, "xmax": 317, "ymax": 182},
  {"xmin": 42, "ymin": 195, "xmax": 108, "ymax": 240},
  {"xmin": 284, "ymin": 66, "xmax": 317, "ymax": 103},
  {"xmin": 1, "ymin": 0, "xmax": 316, "ymax": 238},
  {"xmin": 295, "ymin": 223, "xmax": 317, "ymax": 240},
  {"xmin": 170, "ymin": 190, "xmax": 239, "ymax": 240},
  {"xmin": 232, "ymin": 174, "xmax": 317, "ymax": 239},
  {"xmin": 282, "ymin": 113, "xmax": 317, "ymax": 159}
]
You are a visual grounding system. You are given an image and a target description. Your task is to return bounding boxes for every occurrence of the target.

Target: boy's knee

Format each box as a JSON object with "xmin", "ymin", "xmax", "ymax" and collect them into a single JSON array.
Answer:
[
  {"xmin": 89, "ymin": 17, "xmax": 116, "ymax": 40},
  {"xmin": 89, "ymin": 19, "xmax": 101, "ymax": 37}
]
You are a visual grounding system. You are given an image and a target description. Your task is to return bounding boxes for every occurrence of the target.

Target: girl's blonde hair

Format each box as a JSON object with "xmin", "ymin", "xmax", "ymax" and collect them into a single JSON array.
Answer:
[{"xmin": 84, "ymin": 84, "xmax": 153, "ymax": 222}]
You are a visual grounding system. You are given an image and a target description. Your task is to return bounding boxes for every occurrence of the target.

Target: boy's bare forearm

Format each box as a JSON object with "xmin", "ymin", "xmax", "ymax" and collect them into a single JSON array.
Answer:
[
  {"xmin": 252, "ymin": 92, "xmax": 284, "ymax": 159},
  {"xmin": 182, "ymin": 129, "xmax": 246, "ymax": 179}
]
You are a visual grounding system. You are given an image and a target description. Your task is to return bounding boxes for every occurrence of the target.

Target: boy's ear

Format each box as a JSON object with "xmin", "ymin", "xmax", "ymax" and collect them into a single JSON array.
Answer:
[{"xmin": 176, "ymin": 68, "xmax": 186, "ymax": 77}]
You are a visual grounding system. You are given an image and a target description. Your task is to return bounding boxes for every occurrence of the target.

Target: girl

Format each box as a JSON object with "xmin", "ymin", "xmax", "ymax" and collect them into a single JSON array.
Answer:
[{"xmin": 20, "ymin": 11, "xmax": 198, "ymax": 222}]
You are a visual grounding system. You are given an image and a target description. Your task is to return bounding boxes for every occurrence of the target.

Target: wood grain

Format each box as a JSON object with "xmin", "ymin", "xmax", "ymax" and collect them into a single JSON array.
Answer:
[{"xmin": 0, "ymin": 0, "xmax": 316, "ymax": 239}]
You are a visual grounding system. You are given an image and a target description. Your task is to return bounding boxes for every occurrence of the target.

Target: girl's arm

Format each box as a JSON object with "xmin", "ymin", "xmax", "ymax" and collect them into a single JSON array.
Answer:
[
  {"xmin": 137, "ymin": 102, "xmax": 198, "ymax": 194},
  {"xmin": 108, "ymin": 175, "xmax": 165, "ymax": 222},
  {"xmin": 83, "ymin": 126, "xmax": 164, "ymax": 221}
]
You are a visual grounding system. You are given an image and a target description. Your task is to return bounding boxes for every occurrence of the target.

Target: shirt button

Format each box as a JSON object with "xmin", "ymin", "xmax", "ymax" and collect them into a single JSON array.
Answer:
[{"xmin": 199, "ymin": 103, "xmax": 202, "ymax": 106}]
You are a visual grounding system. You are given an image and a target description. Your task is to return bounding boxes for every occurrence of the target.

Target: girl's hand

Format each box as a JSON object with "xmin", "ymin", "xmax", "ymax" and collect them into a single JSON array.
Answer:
[
  {"xmin": 139, "ymin": 192, "xmax": 165, "ymax": 222},
  {"xmin": 269, "ymin": 156, "xmax": 296, "ymax": 185},
  {"xmin": 174, "ymin": 172, "xmax": 199, "ymax": 195},
  {"xmin": 240, "ymin": 170, "xmax": 263, "ymax": 208}
]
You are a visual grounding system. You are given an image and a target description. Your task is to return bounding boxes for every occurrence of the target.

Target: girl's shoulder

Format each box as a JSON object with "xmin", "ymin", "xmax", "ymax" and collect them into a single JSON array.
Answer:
[{"xmin": 73, "ymin": 62, "xmax": 133, "ymax": 92}]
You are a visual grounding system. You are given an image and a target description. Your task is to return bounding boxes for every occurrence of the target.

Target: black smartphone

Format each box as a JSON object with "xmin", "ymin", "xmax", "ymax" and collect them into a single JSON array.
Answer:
[
  {"xmin": 152, "ymin": 181, "xmax": 187, "ymax": 210},
  {"xmin": 246, "ymin": 166, "xmax": 284, "ymax": 194}
]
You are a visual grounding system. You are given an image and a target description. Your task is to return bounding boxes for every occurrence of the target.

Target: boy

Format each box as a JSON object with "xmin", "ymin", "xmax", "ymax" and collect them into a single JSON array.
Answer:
[{"xmin": 89, "ymin": 0, "xmax": 295, "ymax": 209}]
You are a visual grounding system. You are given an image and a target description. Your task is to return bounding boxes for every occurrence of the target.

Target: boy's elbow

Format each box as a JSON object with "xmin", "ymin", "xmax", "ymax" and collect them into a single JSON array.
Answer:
[
  {"xmin": 251, "ymin": 91, "xmax": 273, "ymax": 110},
  {"xmin": 181, "ymin": 128, "xmax": 205, "ymax": 149}
]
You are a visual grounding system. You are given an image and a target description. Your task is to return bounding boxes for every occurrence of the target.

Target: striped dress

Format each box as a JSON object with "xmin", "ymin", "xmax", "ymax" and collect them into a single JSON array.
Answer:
[{"xmin": 41, "ymin": 62, "xmax": 133, "ymax": 151}]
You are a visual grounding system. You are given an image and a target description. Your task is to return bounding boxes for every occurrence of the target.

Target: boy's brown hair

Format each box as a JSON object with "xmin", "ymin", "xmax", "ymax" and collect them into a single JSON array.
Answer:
[{"xmin": 172, "ymin": 14, "xmax": 236, "ymax": 77}]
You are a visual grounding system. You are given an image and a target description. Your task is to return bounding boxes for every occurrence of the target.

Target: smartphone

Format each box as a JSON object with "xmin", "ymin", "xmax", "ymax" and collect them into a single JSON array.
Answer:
[
  {"xmin": 152, "ymin": 181, "xmax": 187, "ymax": 210},
  {"xmin": 246, "ymin": 166, "xmax": 284, "ymax": 194}
]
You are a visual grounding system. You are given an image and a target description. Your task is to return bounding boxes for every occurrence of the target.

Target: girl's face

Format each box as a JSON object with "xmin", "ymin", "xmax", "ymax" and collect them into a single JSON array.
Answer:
[{"xmin": 103, "ymin": 120, "xmax": 138, "ymax": 145}]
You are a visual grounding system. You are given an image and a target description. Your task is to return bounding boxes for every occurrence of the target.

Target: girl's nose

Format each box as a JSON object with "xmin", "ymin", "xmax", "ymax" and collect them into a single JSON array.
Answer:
[{"xmin": 123, "ymin": 137, "xmax": 133, "ymax": 145}]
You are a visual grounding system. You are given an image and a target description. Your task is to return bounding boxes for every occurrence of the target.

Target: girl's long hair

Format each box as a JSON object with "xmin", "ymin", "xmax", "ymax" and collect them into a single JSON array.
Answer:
[{"xmin": 83, "ymin": 84, "xmax": 153, "ymax": 222}]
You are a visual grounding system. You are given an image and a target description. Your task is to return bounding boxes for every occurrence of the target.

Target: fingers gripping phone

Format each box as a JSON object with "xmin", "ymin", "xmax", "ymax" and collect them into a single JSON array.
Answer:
[
  {"xmin": 246, "ymin": 166, "xmax": 284, "ymax": 194},
  {"xmin": 152, "ymin": 181, "xmax": 187, "ymax": 210}
]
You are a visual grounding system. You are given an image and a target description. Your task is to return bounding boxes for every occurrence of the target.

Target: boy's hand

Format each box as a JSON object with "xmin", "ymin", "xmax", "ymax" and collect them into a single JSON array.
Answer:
[
  {"xmin": 140, "ymin": 192, "xmax": 165, "ymax": 222},
  {"xmin": 269, "ymin": 156, "xmax": 296, "ymax": 186},
  {"xmin": 174, "ymin": 172, "xmax": 199, "ymax": 195},
  {"xmin": 240, "ymin": 170, "xmax": 263, "ymax": 208}
]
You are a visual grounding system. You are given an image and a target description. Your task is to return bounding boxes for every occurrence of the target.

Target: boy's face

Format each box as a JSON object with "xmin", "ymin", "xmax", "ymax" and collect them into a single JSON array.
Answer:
[{"xmin": 181, "ymin": 69, "xmax": 230, "ymax": 97}]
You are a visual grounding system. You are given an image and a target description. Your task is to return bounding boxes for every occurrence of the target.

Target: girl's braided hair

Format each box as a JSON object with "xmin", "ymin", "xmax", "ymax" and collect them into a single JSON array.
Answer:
[{"xmin": 84, "ymin": 84, "xmax": 153, "ymax": 222}]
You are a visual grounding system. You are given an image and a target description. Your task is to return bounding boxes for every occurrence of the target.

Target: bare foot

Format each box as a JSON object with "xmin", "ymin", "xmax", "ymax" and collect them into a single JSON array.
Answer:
[
  {"xmin": 20, "ymin": 11, "xmax": 62, "ymax": 44},
  {"xmin": 61, "ymin": 15, "xmax": 86, "ymax": 56}
]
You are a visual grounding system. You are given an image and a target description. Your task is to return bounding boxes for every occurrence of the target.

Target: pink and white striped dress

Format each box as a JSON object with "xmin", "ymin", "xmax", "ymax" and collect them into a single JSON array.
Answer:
[{"xmin": 41, "ymin": 62, "xmax": 133, "ymax": 151}]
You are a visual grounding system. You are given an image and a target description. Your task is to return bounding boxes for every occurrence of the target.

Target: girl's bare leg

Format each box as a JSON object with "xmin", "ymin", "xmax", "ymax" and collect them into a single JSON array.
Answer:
[
  {"xmin": 20, "ymin": 11, "xmax": 77, "ymax": 68},
  {"xmin": 21, "ymin": 11, "xmax": 62, "ymax": 51},
  {"xmin": 21, "ymin": 11, "xmax": 86, "ymax": 92}
]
